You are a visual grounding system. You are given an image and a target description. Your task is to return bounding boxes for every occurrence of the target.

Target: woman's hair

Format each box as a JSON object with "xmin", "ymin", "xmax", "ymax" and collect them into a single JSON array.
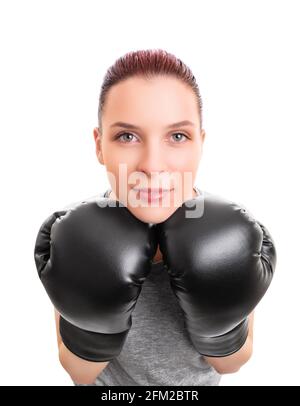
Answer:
[{"xmin": 98, "ymin": 48, "xmax": 203, "ymax": 132}]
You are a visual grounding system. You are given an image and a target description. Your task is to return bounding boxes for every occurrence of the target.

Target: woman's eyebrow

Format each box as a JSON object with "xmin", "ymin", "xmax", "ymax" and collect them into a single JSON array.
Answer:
[{"xmin": 110, "ymin": 120, "xmax": 195, "ymax": 130}]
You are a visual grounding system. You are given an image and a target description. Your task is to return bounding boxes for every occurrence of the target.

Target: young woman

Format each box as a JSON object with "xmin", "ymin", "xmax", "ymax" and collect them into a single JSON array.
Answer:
[{"xmin": 35, "ymin": 49, "xmax": 275, "ymax": 386}]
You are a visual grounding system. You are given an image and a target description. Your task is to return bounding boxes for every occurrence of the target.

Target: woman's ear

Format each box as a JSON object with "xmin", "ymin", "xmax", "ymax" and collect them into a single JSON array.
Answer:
[
  {"xmin": 93, "ymin": 127, "xmax": 104, "ymax": 165},
  {"xmin": 198, "ymin": 128, "xmax": 206, "ymax": 160},
  {"xmin": 200, "ymin": 128, "xmax": 206, "ymax": 143}
]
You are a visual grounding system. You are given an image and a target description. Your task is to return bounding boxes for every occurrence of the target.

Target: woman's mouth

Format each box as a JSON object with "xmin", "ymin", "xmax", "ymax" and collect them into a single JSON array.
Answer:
[{"xmin": 133, "ymin": 188, "xmax": 174, "ymax": 204}]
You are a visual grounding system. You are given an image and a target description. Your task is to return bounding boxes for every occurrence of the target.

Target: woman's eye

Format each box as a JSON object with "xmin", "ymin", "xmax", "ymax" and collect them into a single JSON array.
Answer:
[
  {"xmin": 115, "ymin": 131, "xmax": 189, "ymax": 143},
  {"xmin": 170, "ymin": 132, "xmax": 189, "ymax": 143},
  {"xmin": 116, "ymin": 132, "xmax": 138, "ymax": 143}
]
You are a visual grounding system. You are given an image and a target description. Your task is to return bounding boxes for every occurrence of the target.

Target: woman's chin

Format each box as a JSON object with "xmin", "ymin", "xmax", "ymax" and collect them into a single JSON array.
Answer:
[{"xmin": 126, "ymin": 205, "xmax": 180, "ymax": 225}]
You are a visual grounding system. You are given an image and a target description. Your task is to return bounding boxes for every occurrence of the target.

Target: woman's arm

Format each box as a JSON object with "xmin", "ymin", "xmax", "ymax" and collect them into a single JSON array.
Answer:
[
  {"xmin": 203, "ymin": 311, "xmax": 254, "ymax": 374},
  {"xmin": 54, "ymin": 309, "xmax": 108, "ymax": 384}
]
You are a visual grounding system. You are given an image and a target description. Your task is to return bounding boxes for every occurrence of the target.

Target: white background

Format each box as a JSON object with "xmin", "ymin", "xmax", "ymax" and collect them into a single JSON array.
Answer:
[{"xmin": 0, "ymin": 0, "xmax": 299, "ymax": 386}]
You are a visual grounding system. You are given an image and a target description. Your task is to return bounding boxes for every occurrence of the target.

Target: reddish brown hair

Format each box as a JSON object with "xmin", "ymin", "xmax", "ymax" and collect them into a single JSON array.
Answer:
[{"xmin": 98, "ymin": 48, "xmax": 203, "ymax": 131}]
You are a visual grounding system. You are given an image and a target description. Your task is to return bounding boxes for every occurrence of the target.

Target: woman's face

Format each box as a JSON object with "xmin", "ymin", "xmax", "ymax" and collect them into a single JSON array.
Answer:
[{"xmin": 93, "ymin": 75, "xmax": 205, "ymax": 224}]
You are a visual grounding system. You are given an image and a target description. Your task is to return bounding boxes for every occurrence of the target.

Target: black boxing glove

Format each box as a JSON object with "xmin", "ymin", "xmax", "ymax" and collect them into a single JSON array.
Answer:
[
  {"xmin": 155, "ymin": 191, "xmax": 276, "ymax": 357},
  {"xmin": 34, "ymin": 196, "xmax": 157, "ymax": 362}
]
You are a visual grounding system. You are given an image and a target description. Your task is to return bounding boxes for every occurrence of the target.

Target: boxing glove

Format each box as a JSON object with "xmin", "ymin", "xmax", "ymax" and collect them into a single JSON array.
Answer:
[
  {"xmin": 155, "ymin": 191, "xmax": 276, "ymax": 357},
  {"xmin": 34, "ymin": 196, "xmax": 157, "ymax": 362}
]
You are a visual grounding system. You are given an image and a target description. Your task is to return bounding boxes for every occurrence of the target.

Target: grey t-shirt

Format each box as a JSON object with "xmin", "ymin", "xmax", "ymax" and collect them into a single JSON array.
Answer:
[{"xmin": 75, "ymin": 188, "xmax": 221, "ymax": 386}]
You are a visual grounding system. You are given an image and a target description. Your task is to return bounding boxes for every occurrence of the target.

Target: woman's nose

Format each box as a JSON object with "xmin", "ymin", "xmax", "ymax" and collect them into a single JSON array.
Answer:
[{"xmin": 135, "ymin": 144, "xmax": 169, "ymax": 177}]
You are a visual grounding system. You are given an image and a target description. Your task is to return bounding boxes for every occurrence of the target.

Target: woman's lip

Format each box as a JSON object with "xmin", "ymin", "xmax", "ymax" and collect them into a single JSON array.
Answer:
[
  {"xmin": 133, "ymin": 188, "xmax": 173, "ymax": 193},
  {"xmin": 133, "ymin": 188, "xmax": 174, "ymax": 202}
]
